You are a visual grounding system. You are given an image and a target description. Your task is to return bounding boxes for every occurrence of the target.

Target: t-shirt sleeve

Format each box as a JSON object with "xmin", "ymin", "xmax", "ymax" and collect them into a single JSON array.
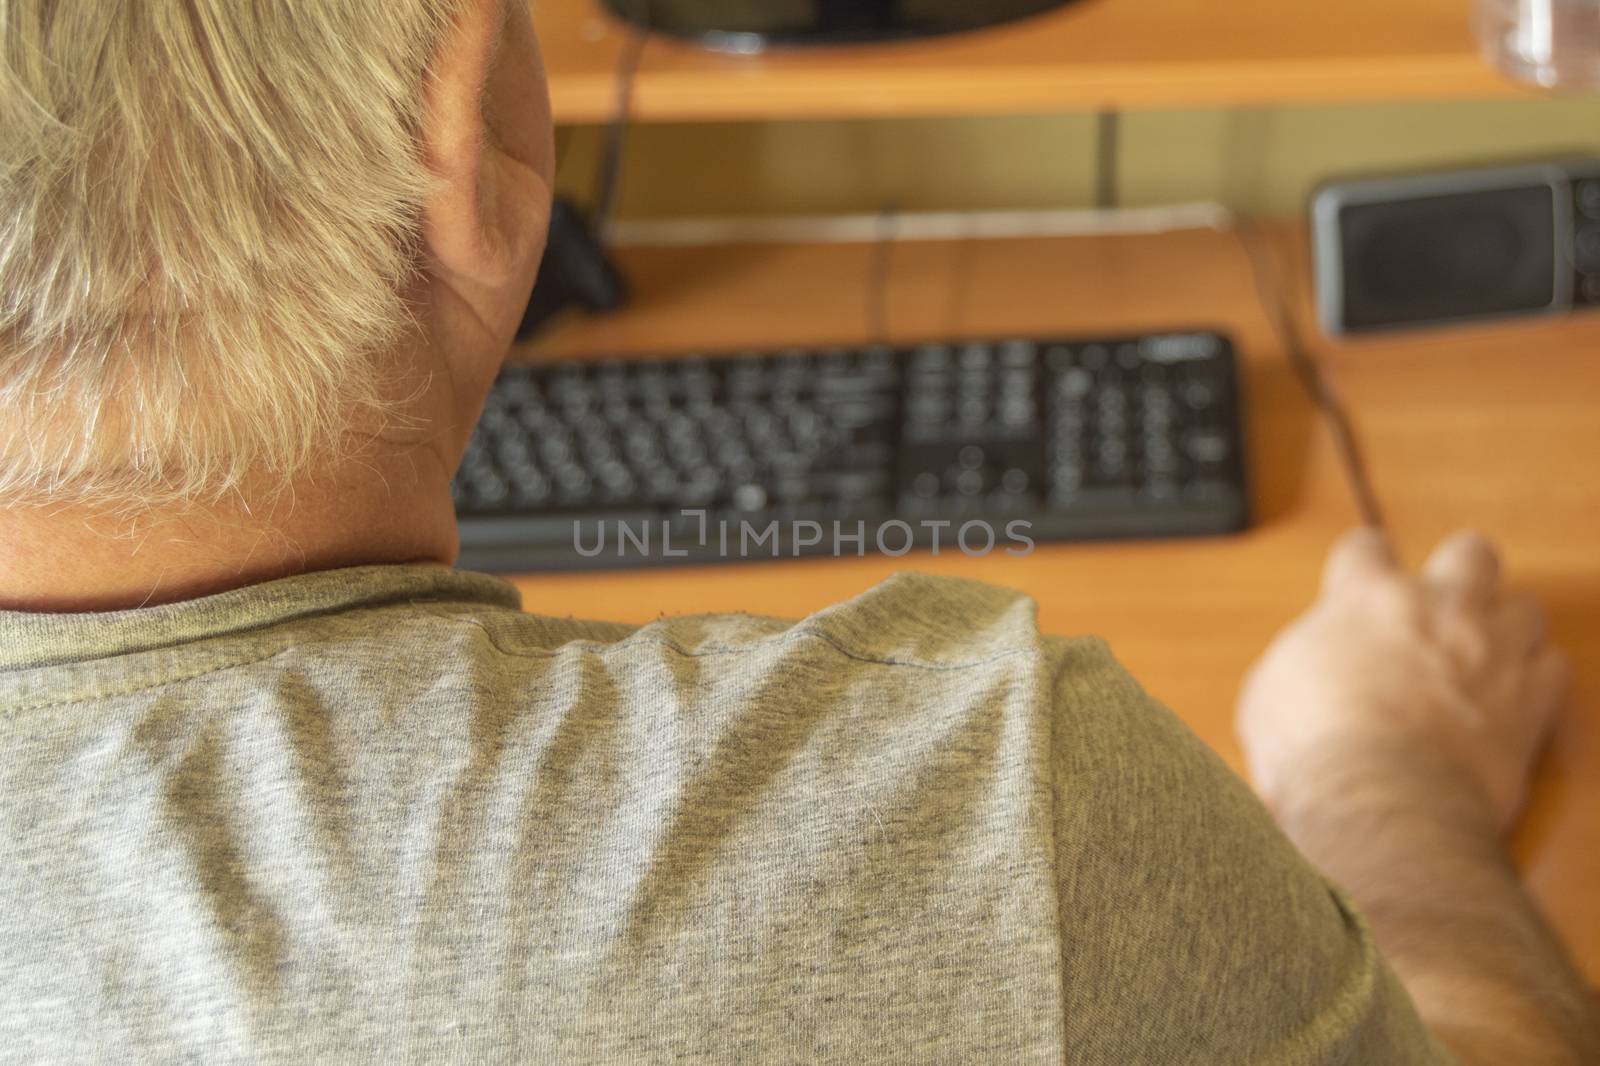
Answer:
[{"xmin": 1046, "ymin": 637, "xmax": 1455, "ymax": 1065}]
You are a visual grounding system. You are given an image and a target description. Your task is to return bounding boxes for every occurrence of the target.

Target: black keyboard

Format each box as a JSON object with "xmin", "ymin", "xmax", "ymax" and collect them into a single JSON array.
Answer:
[{"xmin": 453, "ymin": 331, "xmax": 1250, "ymax": 572}]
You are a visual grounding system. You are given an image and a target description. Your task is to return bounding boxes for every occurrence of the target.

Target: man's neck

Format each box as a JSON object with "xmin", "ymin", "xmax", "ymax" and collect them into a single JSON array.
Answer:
[{"xmin": 0, "ymin": 448, "xmax": 460, "ymax": 613}]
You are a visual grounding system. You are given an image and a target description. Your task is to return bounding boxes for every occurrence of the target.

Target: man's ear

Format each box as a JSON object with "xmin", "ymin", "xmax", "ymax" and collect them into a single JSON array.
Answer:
[{"xmin": 421, "ymin": 0, "xmax": 551, "ymax": 291}]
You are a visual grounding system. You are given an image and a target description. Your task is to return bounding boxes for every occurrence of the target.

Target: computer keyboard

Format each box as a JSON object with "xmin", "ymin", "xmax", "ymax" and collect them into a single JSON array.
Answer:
[{"xmin": 453, "ymin": 330, "xmax": 1250, "ymax": 572}]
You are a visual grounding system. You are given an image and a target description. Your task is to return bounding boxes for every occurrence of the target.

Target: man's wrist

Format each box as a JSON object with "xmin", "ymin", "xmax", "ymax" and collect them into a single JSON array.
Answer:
[
  {"xmin": 1267, "ymin": 737, "xmax": 1600, "ymax": 1066},
  {"xmin": 1263, "ymin": 733, "xmax": 1503, "ymax": 853}
]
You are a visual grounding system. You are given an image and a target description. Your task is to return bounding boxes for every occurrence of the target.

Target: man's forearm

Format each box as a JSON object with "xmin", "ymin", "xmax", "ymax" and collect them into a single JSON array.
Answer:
[{"xmin": 1272, "ymin": 743, "xmax": 1600, "ymax": 1066}]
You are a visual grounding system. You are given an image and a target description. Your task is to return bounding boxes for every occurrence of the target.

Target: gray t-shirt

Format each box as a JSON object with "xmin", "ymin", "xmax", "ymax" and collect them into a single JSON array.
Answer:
[{"xmin": 0, "ymin": 566, "xmax": 1444, "ymax": 1064}]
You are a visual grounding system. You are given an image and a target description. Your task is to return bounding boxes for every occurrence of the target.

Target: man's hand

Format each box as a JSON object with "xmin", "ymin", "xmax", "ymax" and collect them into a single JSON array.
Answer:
[
  {"xmin": 1236, "ymin": 528, "xmax": 1599, "ymax": 1066},
  {"xmin": 1237, "ymin": 527, "xmax": 1568, "ymax": 832}
]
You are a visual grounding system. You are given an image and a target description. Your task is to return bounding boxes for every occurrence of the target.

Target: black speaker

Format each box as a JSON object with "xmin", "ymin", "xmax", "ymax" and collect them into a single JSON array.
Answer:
[{"xmin": 1311, "ymin": 159, "xmax": 1600, "ymax": 335}]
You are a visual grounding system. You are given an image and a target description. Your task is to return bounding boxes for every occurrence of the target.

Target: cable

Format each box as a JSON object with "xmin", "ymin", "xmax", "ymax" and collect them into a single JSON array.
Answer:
[
  {"xmin": 552, "ymin": 126, "xmax": 577, "ymax": 186},
  {"xmin": 944, "ymin": 225, "xmax": 976, "ymax": 338},
  {"xmin": 591, "ymin": 12, "xmax": 649, "ymax": 228},
  {"xmin": 867, "ymin": 201, "xmax": 899, "ymax": 344},
  {"xmin": 1237, "ymin": 222, "xmax": 1388, "ymax": 532},
  {"xmin": 1095, "ymin": 111, "xmax": 1121, "ymax": 211}
]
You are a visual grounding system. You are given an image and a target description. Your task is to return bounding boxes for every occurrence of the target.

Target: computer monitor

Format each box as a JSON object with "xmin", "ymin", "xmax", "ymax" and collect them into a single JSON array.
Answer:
[{"xmin": 600, "ymin": 0, "xmax": 1083, "ymax": 50}]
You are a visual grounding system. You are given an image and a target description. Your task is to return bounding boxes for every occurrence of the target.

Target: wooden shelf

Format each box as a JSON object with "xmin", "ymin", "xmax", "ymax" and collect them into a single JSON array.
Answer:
[
  {"xmin": 511, "ymin": 225, "xmax": 1600, "ymax": 981},
  {"xmin": 534, "ymin": 0, "xmax": 1533, "ymax": 123}
]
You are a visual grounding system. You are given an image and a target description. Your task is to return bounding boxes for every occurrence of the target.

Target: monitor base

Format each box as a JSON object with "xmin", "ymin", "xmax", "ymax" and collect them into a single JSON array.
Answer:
[{"xmin": 600, "ymin": 0, "xmax": 1084, "ymax": 51}]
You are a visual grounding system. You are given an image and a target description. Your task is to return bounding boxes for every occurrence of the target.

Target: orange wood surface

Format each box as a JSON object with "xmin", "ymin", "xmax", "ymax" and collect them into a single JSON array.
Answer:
[
  {"xmin": 533, "ymin": 0, "xmax": 1532, "ymax": 123},
  {"xmin": 504, "ymin": 225, "xmax": 1600, "ymax": 981}
]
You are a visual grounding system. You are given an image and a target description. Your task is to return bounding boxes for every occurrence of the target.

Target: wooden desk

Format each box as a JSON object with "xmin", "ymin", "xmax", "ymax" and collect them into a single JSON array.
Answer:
[
  {"xmin": 534, "ymin": 0, "xmax": 1531, "ymax": 122},
  {"xmin": 506, "ymin": 226, "xmax": 1600, "ymax": 981}
]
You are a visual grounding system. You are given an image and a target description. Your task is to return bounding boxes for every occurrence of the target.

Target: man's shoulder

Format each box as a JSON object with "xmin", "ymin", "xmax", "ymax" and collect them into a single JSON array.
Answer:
[
  {"xmin": 503, "ymin": 572, "xmax": 1121, "ymax": 692},
  {"xmin": 784, "ymin": 571, "xmax": 1052, "ymax": 668},
  {"xmin": 611, "ymin": 572, "xmax": 1061, "ymax": 669}
]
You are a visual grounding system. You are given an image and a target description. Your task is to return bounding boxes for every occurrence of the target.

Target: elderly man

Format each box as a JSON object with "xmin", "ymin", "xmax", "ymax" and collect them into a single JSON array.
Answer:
[{"xmin": 0, "ymin": 2, "xmax": 1594, "ymax": 1063}]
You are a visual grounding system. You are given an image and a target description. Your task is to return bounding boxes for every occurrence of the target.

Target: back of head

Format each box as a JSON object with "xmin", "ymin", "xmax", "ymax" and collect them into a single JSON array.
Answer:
[{"xmin": 0, "ymin": 0, "xmax": 464, "ymax": 510}]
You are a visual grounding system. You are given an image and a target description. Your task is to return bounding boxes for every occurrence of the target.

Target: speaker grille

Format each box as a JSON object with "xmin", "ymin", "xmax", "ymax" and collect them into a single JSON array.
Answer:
[{"xmin": 1339, "ymin": 186, "xmax": 1556, "ymax": 330}]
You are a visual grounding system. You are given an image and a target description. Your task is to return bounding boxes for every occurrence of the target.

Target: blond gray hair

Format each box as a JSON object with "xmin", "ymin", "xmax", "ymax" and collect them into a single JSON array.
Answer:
[{"xmin": 0, "ymin": 0, "xmax": 466, "ymax": 508}]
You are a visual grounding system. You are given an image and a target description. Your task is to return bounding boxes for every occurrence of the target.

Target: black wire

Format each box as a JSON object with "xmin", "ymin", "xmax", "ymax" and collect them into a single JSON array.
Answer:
[
  {"xmin": 591, "ymin": 17, "xmax": 649, "ymax": 227},
  {"xmin": 1237, "ymin": 222, "xmax": 1388, "ymax": 532},
  {"xmin": 552, "ymin": 126, "xmax": 576, "ymax": 185},
  {"xmin": 1095, "ymin": 111, "xmax": 1120, "ymax": 211},
  {"xmin": 867, "ymin": 202, "xmax": 899, "ymax": 344},
  {"xmin": 944, "ymin": 227, "xmax": 976, "ymax": 338}
]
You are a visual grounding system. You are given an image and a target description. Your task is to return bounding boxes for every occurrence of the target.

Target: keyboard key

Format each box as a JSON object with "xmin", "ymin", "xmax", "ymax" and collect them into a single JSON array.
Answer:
[
  {"xmin": 1059, "ymin": 368, "xmax": 1093, "ymax": 397},
  {"xmin": 1184, "ymin": 429, "xmax": 1232, "ymax": 464},
  {"xmin": 732, "ymin": 483, "xmax": 768, "ymax": 512},
  {"xmin": 1001, "ymin": 340, "xmax": 1037, "ymax": 367},
  {"xmin": 959, "ymin": 344, "xmax": 993, "ymax": 370},
  {"xmin": 954, "ymin": 469, "xmax": 985, "ymax": 496}
]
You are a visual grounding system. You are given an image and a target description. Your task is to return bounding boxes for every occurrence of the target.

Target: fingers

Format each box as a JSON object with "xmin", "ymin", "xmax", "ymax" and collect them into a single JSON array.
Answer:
[
  {"xmin": 1423, "ymin": 530, "xmax": 1501, "ymax": 608},
  {"xmin": 1522, "ymin": 646, "xmax": 1571, "ymax": 746},
  {"xmin": 1322, "ymin": 526, "xmax": 1398, "ymax": 595},
  {"xmin": 1493, "ymin": 592, "xmax": 1550, "ymax": 658}
]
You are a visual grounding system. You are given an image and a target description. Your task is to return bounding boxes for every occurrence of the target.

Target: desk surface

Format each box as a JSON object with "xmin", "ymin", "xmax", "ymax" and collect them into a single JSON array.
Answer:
[
  {"xmin": 534, "ymin": 0, "xmax": 1530, "ymax": 122},
  {"xmin": 506, "ymin": 225, "xmax": 1600, "ymax": 982}
]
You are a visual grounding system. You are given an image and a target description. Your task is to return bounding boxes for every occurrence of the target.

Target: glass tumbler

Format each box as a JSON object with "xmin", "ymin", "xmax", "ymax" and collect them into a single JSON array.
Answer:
[{"xmin": 1476, "ymin": 0, "xmax": 1600, "ymax": 88}]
